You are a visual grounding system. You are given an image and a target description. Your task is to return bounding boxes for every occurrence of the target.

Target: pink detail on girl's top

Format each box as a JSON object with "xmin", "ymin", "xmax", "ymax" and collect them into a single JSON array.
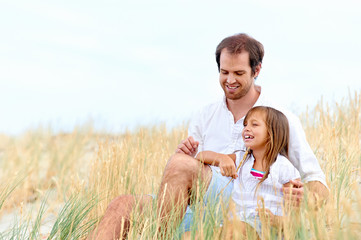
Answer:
[{"xmin": 250, "ymin": 168, "xmax": 265, "ymax": 179}]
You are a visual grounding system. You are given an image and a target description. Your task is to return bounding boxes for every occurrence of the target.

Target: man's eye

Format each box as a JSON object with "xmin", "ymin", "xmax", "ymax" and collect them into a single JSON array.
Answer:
[{"xmin": 236, "ymin": 72, "xmax": 243, "ymax": 76}]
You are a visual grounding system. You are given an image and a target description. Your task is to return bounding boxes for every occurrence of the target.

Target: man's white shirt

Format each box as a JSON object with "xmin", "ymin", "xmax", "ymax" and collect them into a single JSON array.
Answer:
[{"xmin": 188, "ymin": 86, "xmax": 327, "ymax": 187}]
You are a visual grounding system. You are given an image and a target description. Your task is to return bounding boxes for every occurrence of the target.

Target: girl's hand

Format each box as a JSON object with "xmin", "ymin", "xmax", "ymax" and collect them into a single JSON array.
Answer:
[
  {"xmin": 256, "ymin": 208, "xmax": 281, "ymax": 228},
  {"xmin": 219, "ymin": 155, "xmax": 238, "ymax": 179}
]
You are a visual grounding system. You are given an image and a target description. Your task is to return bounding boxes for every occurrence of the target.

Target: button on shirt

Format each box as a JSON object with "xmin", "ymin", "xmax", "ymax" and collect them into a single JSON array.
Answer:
[{"xmin": 188, "ymin": 86, "xmax": 327, "ymax": 187}]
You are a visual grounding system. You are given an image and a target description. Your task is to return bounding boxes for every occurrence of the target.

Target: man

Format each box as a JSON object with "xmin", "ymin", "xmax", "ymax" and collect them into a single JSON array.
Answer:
[{"xmin": 90, "ymin": 33, "xmax": 329, "ymax": 239}]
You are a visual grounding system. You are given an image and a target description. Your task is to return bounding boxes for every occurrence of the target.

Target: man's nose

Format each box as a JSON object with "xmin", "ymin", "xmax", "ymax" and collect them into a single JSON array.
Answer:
[{"xmin": 226, "ymin": 74, "xmax": 236, "ymax": 84}]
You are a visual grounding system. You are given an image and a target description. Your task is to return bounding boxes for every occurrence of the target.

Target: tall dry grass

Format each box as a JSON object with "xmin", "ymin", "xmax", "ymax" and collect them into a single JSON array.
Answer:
[
  {"xmin": 298, "ymin": 91, "xmax": 361, "ymax": 239},
  {"xmin": 0, "ymin": 91, "xmax": 360, "ymax": 239}
]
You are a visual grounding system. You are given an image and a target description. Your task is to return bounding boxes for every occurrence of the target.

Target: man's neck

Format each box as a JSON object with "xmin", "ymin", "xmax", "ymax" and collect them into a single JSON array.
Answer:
[{"xmin": 226, "ymin": 85, "xmax": 261, "ymax": 123}]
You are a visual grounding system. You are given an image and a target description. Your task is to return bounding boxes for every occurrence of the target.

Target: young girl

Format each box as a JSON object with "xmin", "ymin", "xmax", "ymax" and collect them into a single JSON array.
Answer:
[{"xmin": 196, "ymin": 106, "xmax": 301, "ymax": 238}]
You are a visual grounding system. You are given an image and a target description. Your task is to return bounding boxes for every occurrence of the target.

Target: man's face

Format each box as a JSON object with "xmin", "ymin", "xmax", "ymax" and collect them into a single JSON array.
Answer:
[{"xmin": 219, "ymin": 49, "xmax": 259, "ymax": 100}]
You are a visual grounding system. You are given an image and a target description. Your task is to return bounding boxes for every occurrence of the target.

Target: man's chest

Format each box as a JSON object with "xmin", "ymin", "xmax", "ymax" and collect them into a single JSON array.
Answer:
[{"xmin": 201, "ymin": 118, "xmax": 245, "ymax": 153}]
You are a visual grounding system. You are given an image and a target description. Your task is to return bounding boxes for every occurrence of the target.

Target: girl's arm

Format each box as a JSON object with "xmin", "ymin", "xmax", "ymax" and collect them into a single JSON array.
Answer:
[
  {"xmin": 257, "ymin": 208, "xmax": 283, "ymax": 229},
  {"xmin": 196, "ymin": 151, "xmax": 237, "ymax": 178},
  {"xmin": 196, "ymin": 151, "xmax": 235, "ymax": 165}
]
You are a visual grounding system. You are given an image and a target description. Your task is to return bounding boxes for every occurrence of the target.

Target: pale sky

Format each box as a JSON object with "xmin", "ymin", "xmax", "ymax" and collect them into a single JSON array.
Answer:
[{"xmin": 1, "ymin": 0, "xmax": 360, "ymax": 135}]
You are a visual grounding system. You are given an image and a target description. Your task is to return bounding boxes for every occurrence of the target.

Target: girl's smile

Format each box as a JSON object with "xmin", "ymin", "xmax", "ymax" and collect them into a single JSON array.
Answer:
[{"xmin": 242, "ymin": 111, "xmax": 268, "ymax": 152}]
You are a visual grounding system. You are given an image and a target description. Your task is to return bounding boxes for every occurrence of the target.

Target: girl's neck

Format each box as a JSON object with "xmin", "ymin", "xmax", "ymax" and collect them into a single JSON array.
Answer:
[{"xmin": 252, "ymin": 150, "xmax": 266, "ymax": 171}]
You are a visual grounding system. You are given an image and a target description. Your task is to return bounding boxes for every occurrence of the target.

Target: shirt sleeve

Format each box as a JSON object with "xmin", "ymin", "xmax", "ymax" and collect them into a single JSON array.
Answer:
[
  {"xmin": 235, "ymin": 151, "xmax": 242, "ymax": 167},
  {"xmin": 278, "ymin": 159, "xmax": 301, "ymax": 184},
  {"xmin": 287, "ymin": 113, "xmax": 328, "ymax": 188},
  {"xmin": 188, "ymin": 108, "xmax": 204, "ymax": 155}
]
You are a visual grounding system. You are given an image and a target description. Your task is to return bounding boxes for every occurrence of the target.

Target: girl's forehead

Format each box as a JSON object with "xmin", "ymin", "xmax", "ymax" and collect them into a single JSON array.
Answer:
[{"xmin": 247, "ymin": 109, "xmax": 266, "ymax": 120}]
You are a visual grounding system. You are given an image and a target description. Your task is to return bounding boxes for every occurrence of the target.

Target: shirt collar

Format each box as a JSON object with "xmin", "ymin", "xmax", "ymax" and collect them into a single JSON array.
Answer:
[
  {"xmin": 221, "ymin": 95, "xmax": 228, "ymax": 110},
  {"xmin": 253, "ymin": 85, "xmax": 265, "ymax": 107}
]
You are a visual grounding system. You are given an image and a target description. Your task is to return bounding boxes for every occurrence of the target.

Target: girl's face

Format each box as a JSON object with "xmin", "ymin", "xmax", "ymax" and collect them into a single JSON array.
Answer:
[{"xmin": 242, "ymin": 111, "xmax": 269, "ymax": 151}]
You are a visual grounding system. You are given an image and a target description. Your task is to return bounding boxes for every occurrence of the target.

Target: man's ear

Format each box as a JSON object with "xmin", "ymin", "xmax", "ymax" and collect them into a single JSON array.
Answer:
[{"xmin": 254, "ymin": 63, "xmax": 262, "ymax": 79}]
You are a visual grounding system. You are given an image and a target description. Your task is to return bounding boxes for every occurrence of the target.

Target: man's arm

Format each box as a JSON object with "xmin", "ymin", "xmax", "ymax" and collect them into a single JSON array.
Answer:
[
  {"xmin": 306, "ymin": 181, "xmax": 329, "ymax": 205},
  {"xmin": 285, "ymin": 112, "xmax": 329, "ymax": 202},
  {"xmin": 282, "ymin": 179, "xmax": 329, "ymax": 207}
]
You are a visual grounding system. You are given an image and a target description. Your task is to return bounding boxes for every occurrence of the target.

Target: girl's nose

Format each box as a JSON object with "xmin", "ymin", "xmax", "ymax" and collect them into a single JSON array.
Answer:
[{"xmin": 242, "ymin": 126, "xmax": 249, "ymax": 133}]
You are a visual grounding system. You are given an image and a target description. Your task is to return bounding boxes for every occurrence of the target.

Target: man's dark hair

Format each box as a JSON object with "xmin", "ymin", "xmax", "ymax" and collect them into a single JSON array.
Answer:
[{"xmin": 215, "ymin": 33, "xmax": 264, "ymax": 76}]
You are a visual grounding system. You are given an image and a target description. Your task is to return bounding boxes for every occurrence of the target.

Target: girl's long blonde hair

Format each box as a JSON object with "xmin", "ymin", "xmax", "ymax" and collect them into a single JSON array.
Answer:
[{"xmin": 243, "ymin": 106, "xmax": 289, "ymax": 187}]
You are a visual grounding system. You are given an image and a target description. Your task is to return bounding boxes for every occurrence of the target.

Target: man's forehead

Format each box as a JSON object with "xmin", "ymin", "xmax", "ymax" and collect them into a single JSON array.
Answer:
[{"xmin": 219, "ymin": 49, "xmax": 250, "ymax": 67}]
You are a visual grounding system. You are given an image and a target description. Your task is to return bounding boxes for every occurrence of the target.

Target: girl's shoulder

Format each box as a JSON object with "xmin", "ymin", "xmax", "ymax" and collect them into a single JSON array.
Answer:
[
  {"xmin": 272, "ymin": 154, "xmax": 294, "ymax": 168},
  {"xmin": 235, "ymin": 149, "xmax": 253, "ymax": 166},
  {"xmin": 271, "ymin": 154, "xmax": 300, "ymax": 182}
]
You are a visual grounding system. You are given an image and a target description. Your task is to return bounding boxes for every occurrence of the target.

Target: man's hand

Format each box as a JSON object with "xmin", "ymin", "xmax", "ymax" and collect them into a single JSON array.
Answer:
[
  {"xmin": 175, "ymin": 136, "xmax": 199, "ymax": 157},
  {"xmin": 219, "ymin": 155, "xmax": 238, "ymax": 179},
  {"xmin": 282, "ymin": 179, "xmax": 304, "ymax": 207}
]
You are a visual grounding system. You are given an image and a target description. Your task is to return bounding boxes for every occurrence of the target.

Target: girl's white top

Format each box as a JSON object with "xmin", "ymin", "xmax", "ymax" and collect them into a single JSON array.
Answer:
[{"xmin": 232, "ymin": 150, "xmax": 301, "ymax": 218}]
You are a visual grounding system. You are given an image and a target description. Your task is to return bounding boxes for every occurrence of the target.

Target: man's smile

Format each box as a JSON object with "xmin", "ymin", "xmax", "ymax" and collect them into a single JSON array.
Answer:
[{"xmin": 226, "ymin": 85, "xmax": 240, "ymax": 90}]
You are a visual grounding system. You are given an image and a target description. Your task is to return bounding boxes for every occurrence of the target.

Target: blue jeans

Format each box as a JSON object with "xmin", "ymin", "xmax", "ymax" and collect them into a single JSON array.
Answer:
[{"xmin": 177, "ymin": 168, "xmax": 234, "ymax": 234}]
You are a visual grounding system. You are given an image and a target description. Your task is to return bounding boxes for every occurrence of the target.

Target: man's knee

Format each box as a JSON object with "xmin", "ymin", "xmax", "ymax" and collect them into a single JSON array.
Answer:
[
  {"xmin": 168, "ymin": 153, "xmax": 200, "ymax": 171},
  {"xmin": 107, "ymin": 195, "xmax": 135, "ymax": 214},
  {"xmin": 165, "ymin": 154, "xmax": 199, "ymax": 178},
  {"xmin": 163, "ymin": 153, "xmax": 211, "ymax": 187}
]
